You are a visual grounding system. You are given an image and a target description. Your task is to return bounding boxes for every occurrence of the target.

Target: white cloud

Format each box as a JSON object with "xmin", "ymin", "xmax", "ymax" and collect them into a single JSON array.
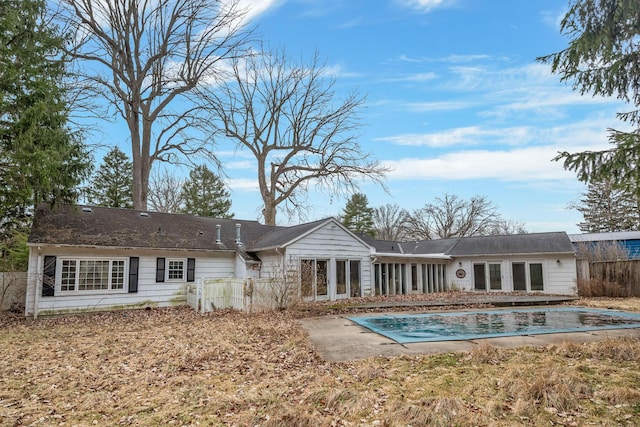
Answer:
[
  {"xmin": 376, "ymin": 116, "xmax": 617, "ymax": 149},
  {"xmin": 397, "ymin": 0, "xmax": 452, "ymax": 13},
  {"xmin": 376, "ymin": 126, "xmax": 534, "ymax": 147},
  {"xmin": 382, "ymin": 146, "xmax": 576, "ymax": 182},
  {"xmin": 322, "ymin": 64, "xmax": 363, "ymax": 79},
  {"xmin": 379, "ymin": 118, "xmax": 617, "ymax": 182},
  {"xmin": 234, "ymin": 0, "xmax": 285, "ymax": 23},
  {"xmin": 228, "ymin": 178, "xmax": 260, "ymax": 191},
  {"xmin": 404, "ymin": 100, "xmax": 473, "ymax": 112},
  {"xmin": 384, "ymin": 72, "xmax": 438, "ymax": 82}
]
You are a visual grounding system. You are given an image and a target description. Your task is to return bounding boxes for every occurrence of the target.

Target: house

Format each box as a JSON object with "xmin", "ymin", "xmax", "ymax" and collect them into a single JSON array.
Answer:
[
  {"xmin": 25, "ymin": 204, "xmax": 578, "ymax": 317},
  {"xmin": 569, "ymin": 231, "xmax": 640, "ymax": 260}
]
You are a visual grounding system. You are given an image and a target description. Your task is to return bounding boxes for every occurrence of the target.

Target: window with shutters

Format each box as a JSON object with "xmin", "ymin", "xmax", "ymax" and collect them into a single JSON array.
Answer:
[{"xmin": 57, "ymin": 258, "xmax": 128, "ymax": 293}]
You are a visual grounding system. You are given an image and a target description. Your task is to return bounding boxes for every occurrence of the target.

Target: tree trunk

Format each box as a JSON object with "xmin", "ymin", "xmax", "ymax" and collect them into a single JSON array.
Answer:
[{"xmin": 262, "ymin": 200, "xmax": 276, "ymax": 225}]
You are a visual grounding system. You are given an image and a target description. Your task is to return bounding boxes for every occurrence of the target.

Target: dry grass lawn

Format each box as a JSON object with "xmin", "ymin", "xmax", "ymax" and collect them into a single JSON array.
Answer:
[{"xmin": 2, "ymin": 298, "xmax": 640, "ymax": 426}]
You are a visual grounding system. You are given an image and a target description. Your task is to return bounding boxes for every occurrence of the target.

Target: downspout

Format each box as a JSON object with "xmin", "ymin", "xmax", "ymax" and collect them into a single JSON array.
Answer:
[{"xmin": 34, "ymin": 252, "xmax": 41, "ymax": 320}]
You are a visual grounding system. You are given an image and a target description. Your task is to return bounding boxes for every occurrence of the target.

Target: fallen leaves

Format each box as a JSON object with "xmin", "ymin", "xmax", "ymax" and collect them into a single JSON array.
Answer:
[{"xmin": 1, "ymin": 298, "xmax": 640, "ymax": 426}]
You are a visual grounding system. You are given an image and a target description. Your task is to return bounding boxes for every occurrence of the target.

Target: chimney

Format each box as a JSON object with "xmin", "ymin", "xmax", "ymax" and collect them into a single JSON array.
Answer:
[
  {"xmin": 235, "ymin": 223, "xmax": 242, "ymax": 245},
  {"xmin": 215, "ymin": 224, "xmax": 221, "ymax": 244}
]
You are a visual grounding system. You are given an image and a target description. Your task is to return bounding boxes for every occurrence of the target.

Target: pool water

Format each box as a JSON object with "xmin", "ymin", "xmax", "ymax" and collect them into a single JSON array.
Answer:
[{"xmin": 349, "ymin": 308, "xmax": 640, "ymax": 343}]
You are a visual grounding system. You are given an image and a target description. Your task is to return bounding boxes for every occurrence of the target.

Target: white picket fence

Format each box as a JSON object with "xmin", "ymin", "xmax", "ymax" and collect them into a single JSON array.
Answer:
[{"xmin": 187, "ymin": 277, "xmax": 284, "ymax": 313}]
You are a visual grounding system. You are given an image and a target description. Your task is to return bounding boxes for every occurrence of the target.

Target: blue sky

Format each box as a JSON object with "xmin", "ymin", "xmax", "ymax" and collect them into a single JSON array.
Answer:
[{"xmin": 94, "ymin": 0, "xmax": 629, "ymax": 232}]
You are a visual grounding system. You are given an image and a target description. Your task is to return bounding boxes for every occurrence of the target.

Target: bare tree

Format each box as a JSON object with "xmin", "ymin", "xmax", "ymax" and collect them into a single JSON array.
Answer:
[
  {"xmin": 407, "ymin": 193, "xmax": 500, "ymax": 239},
  {"xmin": 373, "ymin": 203, "xmax": 411, "ymax": 241},
  {"xmin": 202, "ymin": 47, "xmax": 387, "ymax": 225},
  {"xmin": 148, "ymin": 168, "xmax": 184, "ymax": 213},
  {"xmin": 57, "ymin": 0, "xmax": 252, "ymax": 209},
  {"xmin": 489, "ymin": 219, "xmax": 527, "ymax": 235}
]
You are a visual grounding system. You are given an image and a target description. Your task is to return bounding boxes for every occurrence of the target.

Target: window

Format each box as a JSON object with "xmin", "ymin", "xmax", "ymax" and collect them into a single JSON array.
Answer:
[
  {"xmin": 111, "ymin": 260, "xmax": 125, "ymax": 290},
  {"xmin": 350, "ymin": 260, "xmax": 361, "ymax": 297},
  {"xmin": 58, "ymin": 259, "xmax": 127, "ymax": 293},
  {"xmin": 489, "ymin": 263, "xmax": 502, "ymax": 290},
  {"xmin": 299, "ymin": 258, "xmax": 329, "ymax": 298},
  {"xmin": 300, "ymin": 259, "xmax": 314, "ymax": 298},
  {"xmin": 530, "ymin": 263, "xmax": 544, "ymax": 291},
  {"xmin": 79, "ymin": 260, "xmax": 109, "ymax": 290},
  {"xmin": 61, "ymin": 260, "xmax": 76, "ymax": 291},
  {"xmin": 336, "ymin": 259, "xmax": 361, "ymax": 297},
  {"xmin": 167, "ymin": 259, "xmax": 185, "ymax": 281},
  {"xmin": 336, "ymin": 260, "xmax": 347, "ymax": 295},
  {"xmin": 511, "ymin": 261, "xmax": 544, "ymax": 292}
]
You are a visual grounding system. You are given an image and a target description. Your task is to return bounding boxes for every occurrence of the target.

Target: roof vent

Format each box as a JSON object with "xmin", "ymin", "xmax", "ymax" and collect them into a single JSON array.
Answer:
[
  {"xmin": 216, "ymin": 224, "xmax": 222, "ymax": 244},
  {"xmin": 235, "ymin": 223, "xmax": 242, "ymax": 245},
  {"xmin": 82, "ymin": 207, "xmax": 92, "ymax": 213},
  {"xmin": 140, "ymin": 212, "xmax": 149, "ymax": 217}
]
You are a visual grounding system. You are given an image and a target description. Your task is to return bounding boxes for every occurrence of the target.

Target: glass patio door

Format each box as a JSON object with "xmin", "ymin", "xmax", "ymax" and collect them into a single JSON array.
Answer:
[
  {"xmin": 512, "ymin": 262, "xmax": 527, "ymax": 291},
  {"xmin": 473, "ymin": 263, "xmax": 486, "ymax": 290}
]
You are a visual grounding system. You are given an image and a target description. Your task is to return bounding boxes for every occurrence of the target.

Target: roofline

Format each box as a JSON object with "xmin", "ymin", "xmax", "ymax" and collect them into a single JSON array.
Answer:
[
  {"xmin": 374, "ymin": 252, "xmax": 453, "ymax": 260},
  {"xmin": 452, "ymin": 251, "xmax": 576, "ymax": 258},
  {"xmin": 27, "ymin": 242, "xmax": 238, "ymax": 254},
  {"xmin": 250, "ymin": 218, "xmax": 373, "ymax": 251}
]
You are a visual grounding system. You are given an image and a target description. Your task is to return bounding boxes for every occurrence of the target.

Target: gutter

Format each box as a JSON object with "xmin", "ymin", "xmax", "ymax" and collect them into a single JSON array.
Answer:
[
  {"xmin": 26, "ymin": 242, "xmax": 237, "ymax": 254},
  {"xmin": 373, "ymin": 252, "xmax": 453, "ymax": 260}
]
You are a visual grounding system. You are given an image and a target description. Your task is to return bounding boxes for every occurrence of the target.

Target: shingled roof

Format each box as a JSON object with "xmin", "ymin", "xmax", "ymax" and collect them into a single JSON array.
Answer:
[
  {"xmin": 28, "ymin": 204, "xmax": 274, "ymax": 252},
  {"xmin": 29, "ymin": 204, "xmax": 575, "ymax": 259},
  {"xmin": 448, "ymin": 232, "xmax": 574, "ymax": 256},
  {"xmin": 359, "ymin": 232, "xmax": 573, "ymax": 258}
]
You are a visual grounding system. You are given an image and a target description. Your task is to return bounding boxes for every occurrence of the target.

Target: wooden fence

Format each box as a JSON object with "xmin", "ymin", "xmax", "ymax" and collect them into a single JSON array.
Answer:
[
  {"xmin": 577, "ymin": 259, "xmax": 640, "ymax": 297},
  {"xmin": 187, "ymin": 277, "xmax": 290, "ymax": 313},
  {"xmin": 1, "ymin": 272, "xmax": 27, "ymax": 311}
]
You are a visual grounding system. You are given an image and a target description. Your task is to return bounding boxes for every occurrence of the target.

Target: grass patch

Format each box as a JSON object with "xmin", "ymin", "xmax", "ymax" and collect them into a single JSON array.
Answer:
[{"xmin": 1, "ymin": 305, "xmax": 640, "ymax": 426}]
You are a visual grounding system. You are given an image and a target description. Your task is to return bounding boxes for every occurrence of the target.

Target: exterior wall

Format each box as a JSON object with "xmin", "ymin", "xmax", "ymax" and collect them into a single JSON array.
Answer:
[
  {"xmin": 25, "ymin": 246, "xmax": 236, "ymax": 317},
  {"xmin": 449, "ymin": 254, "xmax": 577, "ymax": 295},
  {"xmin": 285, "ymin": 222, "xmax": 372, "ymax": 300},
  {"xmin": 256, "ymin": 223, "xmax": 372, "ymax": 301}
]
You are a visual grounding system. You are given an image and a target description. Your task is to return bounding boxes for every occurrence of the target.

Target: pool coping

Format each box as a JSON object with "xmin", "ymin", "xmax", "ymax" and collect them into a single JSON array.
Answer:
[{"xmin": 298, "ymin": 305, "xmax": 640, "ymax": 362}]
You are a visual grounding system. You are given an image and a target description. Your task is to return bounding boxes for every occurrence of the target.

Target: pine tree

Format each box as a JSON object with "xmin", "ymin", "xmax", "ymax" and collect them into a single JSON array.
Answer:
[
  {"xmin": 342, "ymin": 193, "xmax": 375, "ymax": 237},
  {"xmin": 0, "ymin": 0, "xmax": 90, "ymax": 265},
  {"xmin": 539, "ymin": 1, "xmax": 640, "ymax": 197},
  {"xmin": 575, "ymin": 179, "xmax": 640, "ymax": 233},
  {"xmin": 180, "ymin": 165, "xmax": 233, "ymax": 218},
  {"xmin": 86, "ymin": 147, "xmax": 133, "ymax": 208}
]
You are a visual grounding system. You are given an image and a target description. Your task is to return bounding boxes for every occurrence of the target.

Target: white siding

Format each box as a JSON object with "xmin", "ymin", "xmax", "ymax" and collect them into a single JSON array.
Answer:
[
  {"xmin": 255, "ymin": 222, "xmax": 372, "ymax": 301},
  {"xmin": 25, "ymin": 246, "xmax": 237, "ymax": 317},
  {"xmin": 448, "ymin": 254, "xmax": 577, "ymax": 295},
  {"xmin": 285, "ymin": 222, "xmax": 372, "ymax": 299}
]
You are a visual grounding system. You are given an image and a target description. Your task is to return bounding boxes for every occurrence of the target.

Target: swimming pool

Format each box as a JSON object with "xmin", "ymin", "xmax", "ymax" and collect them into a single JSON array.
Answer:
[{"xmin": 349, "ymin": 308, "xmax": 640, "ymax": 344}]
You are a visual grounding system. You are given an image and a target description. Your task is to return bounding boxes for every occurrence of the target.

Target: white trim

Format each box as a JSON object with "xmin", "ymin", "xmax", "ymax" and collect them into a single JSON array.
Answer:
[
  {"xmin": 253, "ymin": 218, "xmax": 373, "ymax": 252},
  {"xmin": 166, "ymin": 258, "xmax": 187, "ymax": 282},
  {"xmin": 375, "ymin": 252, "xmax": 453, "ymax": 260},
  {"xmin": 55, "ymin": 257, "xmax": 129, "ymax": 295},
  {"xmin": 26, "ymin": 242, "xmax": 236, "ymax": 254}
]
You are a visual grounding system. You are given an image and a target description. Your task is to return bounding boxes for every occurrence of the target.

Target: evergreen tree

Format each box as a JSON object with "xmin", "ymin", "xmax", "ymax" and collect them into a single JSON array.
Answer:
[
  {"xmin": 574, "ymin": 179, "xmax": 640, "ymax": 233},
  {"xmin": 180, "ymin": 165, "xmax": 233, "ymax": 218},
  {"xmin": 539, "ymin": 0, "xmax": 640, "ymax": 196},
  {"xmin": 0, "ymin": 0, "xmax": 90, "ymax": 265},
  {"xmin": 86, "ymin": 147, "xmax": 133, "ymax": 208},
  {"xmin": 342, "ymin": 193, "xmax": 375, "ymax": 237}
]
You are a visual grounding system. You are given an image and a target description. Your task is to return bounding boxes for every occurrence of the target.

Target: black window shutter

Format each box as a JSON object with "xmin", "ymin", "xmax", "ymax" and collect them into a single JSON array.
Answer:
[
  {"xmin": 156, "ymin": 257, "xmax": 165, "ymax": 282},
  {"xmin": 128, "ymin": 257, "xmax": 139, "ymax": 293},
  {"xmin": 42, "ymin": 256, "xmax": 56, "ymax": 297},
  {"xmin": 187, "ymin": 258, "xmax": 195, "ymax": 282}
]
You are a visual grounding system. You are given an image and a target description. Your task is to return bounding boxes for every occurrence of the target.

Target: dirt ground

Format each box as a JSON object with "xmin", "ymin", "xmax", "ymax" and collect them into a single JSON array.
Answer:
[{"xmin": 1, "ymin": 296, "xmax": 640, "ymax": 426}]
